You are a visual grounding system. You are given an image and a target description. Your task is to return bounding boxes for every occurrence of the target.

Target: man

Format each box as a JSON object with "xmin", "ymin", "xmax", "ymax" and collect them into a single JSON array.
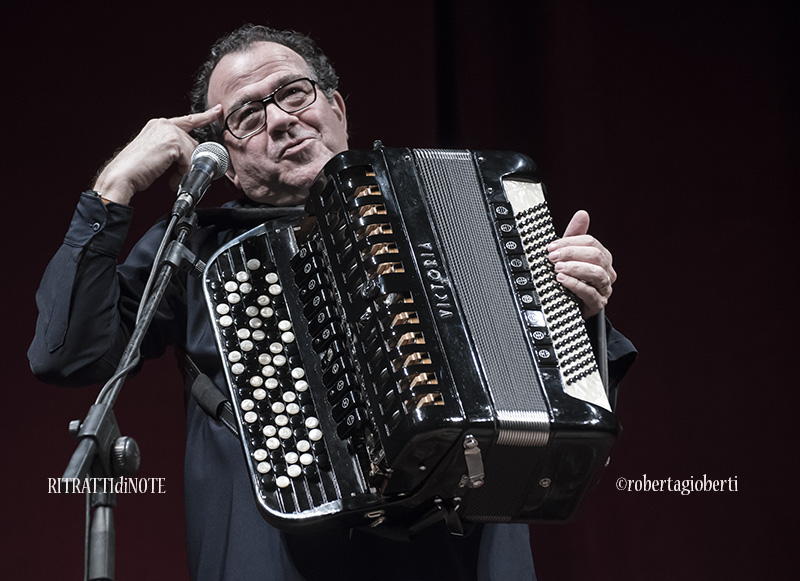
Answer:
[{"xmin": 29, "ymin": 24, "xmax": 635, "ymax": 580}]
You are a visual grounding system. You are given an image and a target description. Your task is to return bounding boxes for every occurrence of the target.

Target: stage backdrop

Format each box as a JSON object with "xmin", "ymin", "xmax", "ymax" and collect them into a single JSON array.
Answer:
[{"xmin": 3, "ymin": 1, "xmax": 797, "ymax": 579}]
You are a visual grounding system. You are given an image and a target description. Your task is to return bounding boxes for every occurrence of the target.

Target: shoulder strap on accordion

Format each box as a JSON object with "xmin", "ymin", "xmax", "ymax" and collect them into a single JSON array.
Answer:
[
  {"xmin": 195, "ymin": 205, "xmax": 306, "ymax": 228},
  {"xmin": 183, "ymin": 353, "xmax": 238, "ymax": 435}
]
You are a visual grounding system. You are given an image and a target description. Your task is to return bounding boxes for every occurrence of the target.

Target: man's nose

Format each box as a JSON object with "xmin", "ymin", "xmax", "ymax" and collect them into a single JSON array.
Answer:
[{"xmin": 266, "ymin": 103, "xmax": 297, "ymax": 134}]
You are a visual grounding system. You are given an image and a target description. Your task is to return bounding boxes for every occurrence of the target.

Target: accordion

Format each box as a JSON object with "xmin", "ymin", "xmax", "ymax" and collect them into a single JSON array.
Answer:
[{"xmin": 202, "ymin": 148, "xmax": 619, "ymax": 533}]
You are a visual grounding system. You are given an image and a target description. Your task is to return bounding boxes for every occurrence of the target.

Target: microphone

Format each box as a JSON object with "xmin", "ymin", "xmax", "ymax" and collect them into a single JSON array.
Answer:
[{"xmin": 172, "ymin": 142, "xmax": 230, "ymax": 217}]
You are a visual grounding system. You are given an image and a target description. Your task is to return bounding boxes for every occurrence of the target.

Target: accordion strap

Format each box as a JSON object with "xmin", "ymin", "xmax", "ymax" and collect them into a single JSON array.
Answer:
[
  {"xmin": 183, "ymin": 354, "xmax": 238, "ymax": 435},
  {"xmin": 195, "ymin": 205, "xmax": 306, "ymax": 228}
]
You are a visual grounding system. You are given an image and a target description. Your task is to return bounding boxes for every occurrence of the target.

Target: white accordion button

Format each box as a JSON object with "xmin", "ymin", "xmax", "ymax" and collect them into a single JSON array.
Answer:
[
  {"xmin": 285, "ymin": 452, "xmax": 299, "ymax": 464},
  {"xmin": 236, "ymin": 271, "xmax": 249, "ymax": 282},
  {"xmin": 258, "ymin": 353, "xmax": 272, "ymax": 365},
  {"xmin": 262, "ymin": 425, "xmax": 277, "ymax": 437},
  {"xmin": 253, "ymin": 448, "xmax": 268, "ymax": 461},
  {"xmin": 224, "ymin": 281, "xmax": 238, "ymax": 292},
  {"xmin": 287, "ymin": 465, "xmax": 302, "ymax": 478},
  {"xmin": 227, "ymin": 351, "xmax": 241, "ymax": 363},
  {"xmin": 253, "ymin": 388, "xmax": 267, "ymax": 401},
  {"xmin": 299, "ymin": 453, "xmax": 314, "ymax": 466},
  {"xmin": 257, "ymin": 294, "xmax": 270, "ymax": 306},
  {"xmin": 276, "ymin": 475, "xmax": 291, "ymax": 488},
  {"xmin": 296, "ymin": 440, "xmax": 311, "ymax": 453},
  {"xmin": 246, "ymin": 259, "xmax": 261, "ymax": 271},
  {"xmin": 278, "ymin": 320, "xmax": 292, "ymax": 331},
  {"xmin": 309, "ymin": 428, "xmax": 323, "ymax": 441},
  {"xmin": 265, "ymin": 272, "xmax": 279, "ymax": 284},
  {"xmin": 256, "ymin": 461, "xmax": 271, "ymax": 474},
  {"xmin": 216, "ymin": 303, "xmax": 230, "ymax": 315},
  {"xmin": 240, "ymin": 399, "xmax": 254, "ymax": 411},
  {"xmin": 268, "ymin": 284, "xmax": 283, "ymax": 296}
]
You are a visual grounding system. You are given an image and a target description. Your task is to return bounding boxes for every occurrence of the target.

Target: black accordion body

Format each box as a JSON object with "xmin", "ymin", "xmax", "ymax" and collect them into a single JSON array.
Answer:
[{"xmin": 202, "ymin": 148, "xmax": 619, "ymax": 533}]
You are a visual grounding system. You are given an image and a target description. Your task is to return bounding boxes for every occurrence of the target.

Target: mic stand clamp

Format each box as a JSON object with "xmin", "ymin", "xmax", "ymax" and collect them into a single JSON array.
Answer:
[
  {"xmin": 64, "ymin": 401, "xmax": 142, "ymax": 581},
  {"xmin": 162, "ymin": 214, "xmax": 206, "ymax": 278}
]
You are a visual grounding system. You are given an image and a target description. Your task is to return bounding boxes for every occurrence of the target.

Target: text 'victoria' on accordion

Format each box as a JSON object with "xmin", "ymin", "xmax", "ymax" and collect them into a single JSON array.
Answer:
[{"xmin": 202, "ymin": 147, "xmax": 620, "ymax": 534}]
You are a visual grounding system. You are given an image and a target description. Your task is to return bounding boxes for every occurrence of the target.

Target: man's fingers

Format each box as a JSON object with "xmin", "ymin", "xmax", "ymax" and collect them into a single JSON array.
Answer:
[
  {"xmin": 171, "ymin": 104, "xmax": 223, "ymax": 132},
  {"xmin": 562, "ymin": 209, "xmax": 590, "ymax": 238},
  {"xmin": 549, "ymin": 244, "xmax": 615, "ymax": 280},
  {"xmin": 555, "ymin": 260, "xmax": 615, "ymax": 291},
  {"xmin": 548, "ymin": 211, "xmax": 592, "ymax": 252},
  {"xmin": 556, "ymin": 272, "xmax": 612, "ymax": 318},
  {"xmin": 548, "ymin": 235, "xmax": 602, "ymax": 256},
  {"xmin": 545, "ymin": 209, "xmax": 617, "ymax": 318}
]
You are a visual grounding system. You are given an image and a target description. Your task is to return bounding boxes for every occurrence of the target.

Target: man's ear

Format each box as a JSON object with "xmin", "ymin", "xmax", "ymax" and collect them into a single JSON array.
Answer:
[{"xmin": 331, "ymin": 91, "xmax": 348, "ymax": 133}]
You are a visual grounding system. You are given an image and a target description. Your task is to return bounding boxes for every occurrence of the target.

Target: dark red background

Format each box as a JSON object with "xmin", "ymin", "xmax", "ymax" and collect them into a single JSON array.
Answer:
[{"xmin": 4, "ymin": 1, "xmax": 797, "ymax": 579}]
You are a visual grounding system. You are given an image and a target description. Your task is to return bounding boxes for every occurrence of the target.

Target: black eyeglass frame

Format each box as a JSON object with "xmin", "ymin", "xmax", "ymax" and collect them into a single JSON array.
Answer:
[{"xmin": 223, "ymin": 77, "xmax": 319, "ymax": 140}]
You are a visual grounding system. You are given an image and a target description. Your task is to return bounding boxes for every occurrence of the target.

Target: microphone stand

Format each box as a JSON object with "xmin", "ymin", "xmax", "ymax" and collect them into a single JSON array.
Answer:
[{"xmin": 61, "ymin": 209, "xmax": 205, "ymax": 581}]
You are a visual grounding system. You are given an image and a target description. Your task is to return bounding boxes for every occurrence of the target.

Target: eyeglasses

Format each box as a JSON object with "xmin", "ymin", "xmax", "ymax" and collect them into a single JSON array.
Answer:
[{"xmin": 223, "ymin": 78, "xmax": 318, "ymax": 139}]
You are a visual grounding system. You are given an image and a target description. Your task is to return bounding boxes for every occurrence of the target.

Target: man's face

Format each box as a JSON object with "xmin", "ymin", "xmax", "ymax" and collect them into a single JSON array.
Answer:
[{"xmin": 207, "ymin": 42, "xmax": 348, "ymax": 206}]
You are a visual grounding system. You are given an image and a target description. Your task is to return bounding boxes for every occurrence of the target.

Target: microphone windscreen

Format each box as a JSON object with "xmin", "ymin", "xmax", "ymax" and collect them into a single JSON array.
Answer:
[{"xmin": 192, "ymin": 142, "xmax": 230, "ymax": 177}]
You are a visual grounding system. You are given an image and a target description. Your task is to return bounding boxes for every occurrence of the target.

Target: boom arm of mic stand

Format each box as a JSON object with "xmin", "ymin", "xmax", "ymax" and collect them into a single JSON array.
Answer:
[{"xmin": 61, "ymin": 212, "xmax": 203, "ymax": 580}]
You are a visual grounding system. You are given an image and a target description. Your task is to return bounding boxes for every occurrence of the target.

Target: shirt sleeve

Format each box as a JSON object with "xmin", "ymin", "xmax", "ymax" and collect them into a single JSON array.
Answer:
[
  {"xmin": 587, "ymin": 314, "xmax": 637, "ymax": 411},
  {"xmin": 28, "ymin": 192, "xmax": 182, "ymax": 385}
]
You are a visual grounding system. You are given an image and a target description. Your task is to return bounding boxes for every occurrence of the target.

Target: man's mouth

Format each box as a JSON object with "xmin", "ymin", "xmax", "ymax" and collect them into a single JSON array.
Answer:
[{"xmin": 281, "ymin": 136, "xmax": 314, "ymax": 158}]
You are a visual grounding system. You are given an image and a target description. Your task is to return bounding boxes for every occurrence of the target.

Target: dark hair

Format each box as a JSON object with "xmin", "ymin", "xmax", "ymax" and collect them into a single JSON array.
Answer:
[{"xmin": 188, "ymin": 24, "xmax": 339, "ymax": 143}]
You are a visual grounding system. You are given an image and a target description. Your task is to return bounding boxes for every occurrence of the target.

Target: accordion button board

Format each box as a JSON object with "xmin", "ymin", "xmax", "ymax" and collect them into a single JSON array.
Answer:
[{"xmin": 203, "ymin": 148, "xmax": 620, "ymax": 532}]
